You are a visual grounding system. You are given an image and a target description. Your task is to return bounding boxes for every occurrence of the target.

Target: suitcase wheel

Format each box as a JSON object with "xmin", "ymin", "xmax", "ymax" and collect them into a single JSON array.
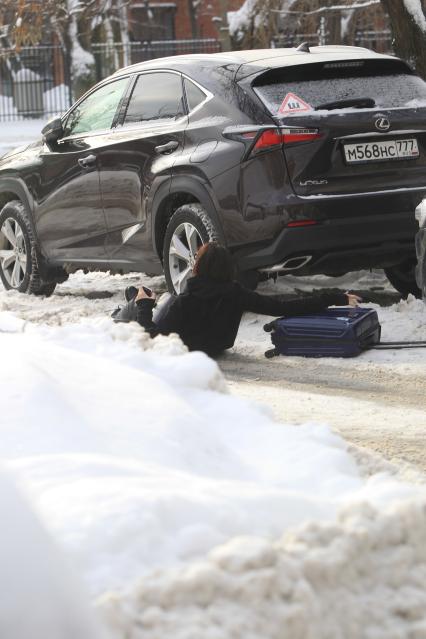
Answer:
[
  {"xmin": 263, "ymin": 322, "xmax": 274, "ymax": 333},
  {"xmin": 265, "ymin": 348, "xmax": 279, "ymax": 359}
]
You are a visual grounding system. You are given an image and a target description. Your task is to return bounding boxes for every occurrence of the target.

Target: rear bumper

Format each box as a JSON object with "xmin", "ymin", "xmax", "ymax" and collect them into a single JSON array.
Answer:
[{"xmin": 235, "ymin": 210, "xmax": 418, "ymax": 274}]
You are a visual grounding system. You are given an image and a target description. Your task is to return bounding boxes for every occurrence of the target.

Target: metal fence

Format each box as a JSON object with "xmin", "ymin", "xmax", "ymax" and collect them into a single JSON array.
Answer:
[
  {"xmin": 354, "ymin": 29, "xmax": 392, "ymax": 52},
  {"xmin": 0, "ymin": 45, "xmax": 72, "ymax": 122},
  {"xmin": 272, "ymin": 28, "xmax": 393, "ymax": 54},
  {"xmin": 92, "ymin": 38, "xmax": 222, "ymax": 81},
  {"xmin": 0, "ymin": 38, "xmax": 221, "ymax": 122}
]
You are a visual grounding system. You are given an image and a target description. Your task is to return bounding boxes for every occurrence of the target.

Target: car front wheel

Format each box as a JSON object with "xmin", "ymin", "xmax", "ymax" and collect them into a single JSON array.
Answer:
[
  {"xmin": 0, "ymin": 200, "xmax": 56, "ymax": 296},
  {"xmin": 384, "ymin": 260, "xmax": 421, "ymax": 299}
]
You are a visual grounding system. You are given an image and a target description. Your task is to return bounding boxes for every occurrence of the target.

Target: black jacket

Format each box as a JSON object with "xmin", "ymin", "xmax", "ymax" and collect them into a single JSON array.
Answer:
[{"xmin": 136, "ymin": 276, "xmax": 348, "ymax": 357}]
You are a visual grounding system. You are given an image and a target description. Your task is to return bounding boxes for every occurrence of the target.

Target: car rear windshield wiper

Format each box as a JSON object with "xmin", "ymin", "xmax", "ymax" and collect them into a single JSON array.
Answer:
[{"xmin": 315, "ymin": 97, "xmax": 376, "ymax": 111}]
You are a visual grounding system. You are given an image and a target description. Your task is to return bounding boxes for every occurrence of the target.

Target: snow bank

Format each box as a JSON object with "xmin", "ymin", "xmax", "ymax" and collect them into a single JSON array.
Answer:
[
  {"xmin": 0, "ymin": 94, "xmax": 18, "ymax": 119},
  {"xmin": 98, "ymin": 499, "xmax": 426, "ymax": 639},
  {"xmin": 2, "ymin": 310, "xmax": 422, "ymax": 602},
  {"xmin": 0, "ymin": 270, "xmax": 166, "ymax": 324},
  {"xmin": 43, "ymin": 84, "xmax": 71, "ymax": 115},
  {"xmin": 0, "ymin": 470, "xmax": 103, "ymax": 639}
]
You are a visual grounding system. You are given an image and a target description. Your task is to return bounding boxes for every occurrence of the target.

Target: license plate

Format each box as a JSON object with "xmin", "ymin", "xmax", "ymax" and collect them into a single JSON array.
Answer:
[{"xmin": 344, "ymin": 138, "xmax": 419, "ymax": 164}]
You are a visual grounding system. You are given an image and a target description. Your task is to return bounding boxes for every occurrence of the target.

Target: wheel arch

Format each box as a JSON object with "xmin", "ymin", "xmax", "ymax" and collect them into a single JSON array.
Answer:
[
  {"xmin": 151, "ymin": 177, "xmax": 225, "ymax": 260},
  {"xmin": 0, "ymin": 178, "xmax": 33, "ymax": 218}
]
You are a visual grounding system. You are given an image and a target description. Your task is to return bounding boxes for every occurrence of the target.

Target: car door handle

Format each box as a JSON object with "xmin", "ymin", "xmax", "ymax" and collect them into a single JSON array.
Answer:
[
  {"xmin": 155, "ymin": 140, "xmax": 179, "ymax": 154},
  {"xmin": 78, "ymin": 154, "xmax": 97, "ymax": 169}
]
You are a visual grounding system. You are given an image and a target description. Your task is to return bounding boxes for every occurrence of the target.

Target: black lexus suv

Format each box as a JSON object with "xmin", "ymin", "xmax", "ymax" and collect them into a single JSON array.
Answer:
[{"xmin": 2, "ymin": 44, "xmax": 426, "ymax": 296}]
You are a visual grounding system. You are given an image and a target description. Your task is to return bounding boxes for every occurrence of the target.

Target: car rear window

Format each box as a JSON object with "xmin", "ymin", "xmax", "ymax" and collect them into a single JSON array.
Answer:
[{"xmin": 253, "ymin": 59, "xmax": 426, "ymax": 115}]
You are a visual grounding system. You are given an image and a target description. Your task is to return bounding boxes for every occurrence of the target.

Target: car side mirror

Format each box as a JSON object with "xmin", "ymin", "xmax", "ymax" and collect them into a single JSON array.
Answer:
[{"xmin": 42, "ymin": 117, "xmax": 64, "ymax": 144}]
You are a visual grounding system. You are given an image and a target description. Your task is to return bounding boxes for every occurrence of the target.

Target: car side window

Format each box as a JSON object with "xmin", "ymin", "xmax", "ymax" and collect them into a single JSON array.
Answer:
[
  {"xmin": 123, "ymin": 72, "xmax": 185, "ymax": 125},
  {"xmin": 184, "ymin": 79, "xmax": 206, "ymax": 112},
  {"xmin": 63, "ymin": 78, "xmax": 128, "ymax": 137}
]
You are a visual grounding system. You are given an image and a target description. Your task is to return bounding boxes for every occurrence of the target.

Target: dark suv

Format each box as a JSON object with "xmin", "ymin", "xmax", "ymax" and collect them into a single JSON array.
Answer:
[{"xmin": 2, "ymin": 45, "xmax": 426, "ymax": 296}]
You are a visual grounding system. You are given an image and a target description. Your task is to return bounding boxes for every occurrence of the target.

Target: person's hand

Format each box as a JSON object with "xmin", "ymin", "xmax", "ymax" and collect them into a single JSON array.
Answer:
[
  {"xmin": 135, "ymin": 286, "xmax": 156, "ymax": 302},
  {"xmin": 345, "ymin": 291, "xmax": 362, "ymax": 307}
]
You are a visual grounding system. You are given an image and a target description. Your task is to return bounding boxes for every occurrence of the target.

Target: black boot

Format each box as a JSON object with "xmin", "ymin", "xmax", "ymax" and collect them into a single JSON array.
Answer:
[{"xmin": 124, "ymin": 286, "xmax": 138, "ymax": 302}]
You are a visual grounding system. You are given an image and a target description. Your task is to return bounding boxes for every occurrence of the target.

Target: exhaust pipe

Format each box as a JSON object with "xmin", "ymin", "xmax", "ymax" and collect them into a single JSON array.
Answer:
[{"xmin": 259, "ymin": 255, "xmax": 312, "ymax": 273}]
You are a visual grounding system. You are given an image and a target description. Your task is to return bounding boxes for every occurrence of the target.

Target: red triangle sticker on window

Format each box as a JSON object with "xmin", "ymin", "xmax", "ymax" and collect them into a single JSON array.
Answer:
[{"xmin": 278, "ymin": 93, "xmax": 312, "ymax": 114}]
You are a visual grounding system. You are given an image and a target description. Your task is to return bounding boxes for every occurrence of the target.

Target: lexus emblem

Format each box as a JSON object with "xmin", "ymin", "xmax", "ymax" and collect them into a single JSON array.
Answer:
[{"xmin": 375, "ymin": 117, "xmax": 390, "ymax": 132}]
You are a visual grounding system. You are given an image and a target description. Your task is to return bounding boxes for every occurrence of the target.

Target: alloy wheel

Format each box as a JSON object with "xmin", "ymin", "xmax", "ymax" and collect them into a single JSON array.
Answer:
[
  {"xmin": 168, "ymin": 222, "xmax": 203, "ymax": 293},
  {"xmin": 0, "ymin": 217, "xmax": 28, "ymax": 288}
]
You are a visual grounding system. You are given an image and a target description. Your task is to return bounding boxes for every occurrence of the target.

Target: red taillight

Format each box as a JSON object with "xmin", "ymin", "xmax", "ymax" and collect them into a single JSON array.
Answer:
[
  {"xmin": 287, "ymin": 220, "xmax": 317, "ymax": 228},
  {"xmin": 252, "ymin": 127, "xmax": 321, "ymax": 154},
  {"xmin": 254, "ymin": 129, "xmax": 284, "ymax": 150}
]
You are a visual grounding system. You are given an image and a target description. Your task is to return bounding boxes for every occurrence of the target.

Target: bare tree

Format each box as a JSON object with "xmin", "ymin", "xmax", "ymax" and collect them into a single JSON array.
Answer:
[
  {"xmin": 381, "ymin": 0, "xmax": 426, "ymax": 79},
  {"xmin": 228, "ymin": 0, "xmax": 351, "ymax": 51},
  {"xmin": 187, "ymin": 0, "xmax": 198, "ymax": 38},
  {"xmin": 1, "ymin": 1, "xmax": 132, "ymax": 96},
  {"xmin": 0, "ymin": 0, "xmax": 68, "ymax": 50},
  {"xmin": 228, "ymin": 0, "xmax": 285, "ymax": 49}
]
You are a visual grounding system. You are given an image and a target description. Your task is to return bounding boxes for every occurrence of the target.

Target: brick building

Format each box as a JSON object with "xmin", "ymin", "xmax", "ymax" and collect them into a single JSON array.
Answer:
[{"xmin": 127, "ymin": 0, "xmax": 245, "ymax": 45}]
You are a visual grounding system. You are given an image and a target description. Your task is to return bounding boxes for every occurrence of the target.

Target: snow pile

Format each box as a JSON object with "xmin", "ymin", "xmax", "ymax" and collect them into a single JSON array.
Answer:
[
  {"xmin": 98, "ymin": 499, "xmax": 426, "ymax": 639},
  {"xmin": 0, "ymin": 269, "xmax": 166, "ymax": 324},
  {"xmin": 0, "ymin": 470, "xmax": 103, "ymax": 639},
  {"xmin": 0, "ymin": 94, "xmax": 18, "ymax": 119},
  {"xmin": 14, "ymin": 68, "xmax": 40, "ymax": 83},
  {"xmin": 1, "ymin": 310, "xmax": 423, "ymax": 604},
  {"xmin": 43, "ymin": 84, "xmax": 71, "ymax": 115}
]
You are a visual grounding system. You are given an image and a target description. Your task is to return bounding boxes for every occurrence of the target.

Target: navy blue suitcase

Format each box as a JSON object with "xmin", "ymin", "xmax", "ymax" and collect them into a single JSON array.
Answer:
[{"xmin": 264, "ymin": 307, "xmax": 381, "ymax": 358}]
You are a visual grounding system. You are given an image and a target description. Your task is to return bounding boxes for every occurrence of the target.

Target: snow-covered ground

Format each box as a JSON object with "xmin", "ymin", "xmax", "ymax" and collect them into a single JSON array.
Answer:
[
  {"xmin": 1, "ymin": 268, "xmax": 426, "ymax": 638},
  {"xmin": 2, "ymin": 293, "xmax": 426, "ymax": 639},
  {"xmin": 5, "ymin": 307, "xmax": 420, "ymax": 594},
  {"xmin": 2, "ymin": 121, "xmax": 426, "ymax": 638},
  {"xmin": 0, "ymin": 469, "xmax": 103, "ymax": 639}
]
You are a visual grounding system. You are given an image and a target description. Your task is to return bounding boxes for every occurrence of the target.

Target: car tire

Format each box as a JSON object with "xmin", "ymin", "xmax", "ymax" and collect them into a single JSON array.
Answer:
[
  {"xmin": 384, "ymin": 260, "xmax": 421, "ymax": 299},
  {"xmin": 0, "ymin": 200, "xmax": 56, "ymax": 296},
  {"xmin": 163, "ymin": 203, "xmax": 219, "ymax": 294}
]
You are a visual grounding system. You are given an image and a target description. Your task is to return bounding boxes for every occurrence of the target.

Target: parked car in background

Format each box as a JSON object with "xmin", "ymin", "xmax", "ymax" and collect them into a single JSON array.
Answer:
[{"xmin": 1, "ymin": 44, "xmax": 426, "ymax": 296}]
